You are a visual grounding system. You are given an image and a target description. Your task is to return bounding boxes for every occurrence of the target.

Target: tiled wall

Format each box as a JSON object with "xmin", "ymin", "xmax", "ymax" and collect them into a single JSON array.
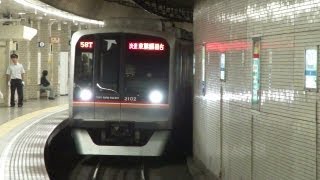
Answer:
[{"xmin": 194, "ymin": 0, "xmax": 320, "ymax": 179}]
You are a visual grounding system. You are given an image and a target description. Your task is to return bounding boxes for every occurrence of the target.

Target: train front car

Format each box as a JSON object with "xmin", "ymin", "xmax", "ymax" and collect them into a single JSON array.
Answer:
[{"xmin": 70, "ymin": 30, "xmax": 174, "ymax": 156}]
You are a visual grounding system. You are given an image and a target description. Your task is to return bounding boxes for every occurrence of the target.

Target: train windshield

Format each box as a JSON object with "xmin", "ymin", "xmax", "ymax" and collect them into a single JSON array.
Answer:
[
  {"xmin": 97, "ymin": 36, "xmax": 120, "ymax": 92},
  {"xmin": 124, "ymin": 35, "xmax": 170, "ymax": 103}
]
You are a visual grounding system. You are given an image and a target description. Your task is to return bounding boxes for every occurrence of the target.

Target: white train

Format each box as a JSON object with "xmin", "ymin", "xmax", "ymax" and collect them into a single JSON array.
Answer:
[{"xmin": 69, "ymin": 26, "xmax": 193, "ymax": 156}]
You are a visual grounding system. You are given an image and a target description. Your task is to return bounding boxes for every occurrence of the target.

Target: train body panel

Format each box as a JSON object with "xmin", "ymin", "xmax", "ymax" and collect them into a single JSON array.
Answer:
[{"xmin": 69, "ymin": 27, "xmax": 193, "ymax": 156}]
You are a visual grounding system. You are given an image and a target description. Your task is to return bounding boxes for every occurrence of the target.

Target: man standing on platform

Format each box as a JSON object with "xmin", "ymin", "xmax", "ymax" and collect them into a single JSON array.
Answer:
[{"xmin": 6, "ymin": 53, "xmax": 25, "ymax": 107}]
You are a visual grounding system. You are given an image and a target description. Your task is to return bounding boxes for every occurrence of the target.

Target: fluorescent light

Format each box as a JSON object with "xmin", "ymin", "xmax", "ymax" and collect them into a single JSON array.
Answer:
[
  {"xmin": 18, "ymin": 12, "xmax": 26, "ymax": 15},
  {"xmin": 14, "ymin": 0, "xmax": 104, "ymax": 26},
  {"xmin": 23, "ymin": 26, "xmax": 37, "ymax": 40},
  {"xmin": 0, "ymin": 25, "xmax": 37, "ymax": 40}
]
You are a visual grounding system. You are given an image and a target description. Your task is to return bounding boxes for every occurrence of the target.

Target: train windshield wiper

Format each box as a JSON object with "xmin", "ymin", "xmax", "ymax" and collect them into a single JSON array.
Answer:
[{"xmin": 96, "ymin": 83, "xmax": 119, "ymax": 94}]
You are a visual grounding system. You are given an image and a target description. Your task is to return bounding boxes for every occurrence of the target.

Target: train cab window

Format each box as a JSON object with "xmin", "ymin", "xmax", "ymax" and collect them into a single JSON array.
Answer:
[
  {"xmin": 124, "ymin": 36, "xmax": 170, "ymax": 103},
  {"xmin": 81, "ymin": 53, "xmax": 93, "ymax": 80},
  {"xmin": 96, "ymin": 38, "xmax": 120, "ymax": 92},
  {"xmin": 74, "ymin": 52, "xmax": 93, "ymax": 87}
]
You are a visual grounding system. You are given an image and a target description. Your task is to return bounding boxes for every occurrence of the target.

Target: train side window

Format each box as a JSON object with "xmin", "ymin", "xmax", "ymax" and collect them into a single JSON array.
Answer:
[{"xmin": 96, "ymin": 38, "xmax": 120, "ymax": 91}]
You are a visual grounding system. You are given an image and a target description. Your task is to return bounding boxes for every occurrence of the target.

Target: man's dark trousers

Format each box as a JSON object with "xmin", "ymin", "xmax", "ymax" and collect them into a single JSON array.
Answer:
[{"xmin": 10, "ymin": 79, "xmax": 23, "ymax": 106}]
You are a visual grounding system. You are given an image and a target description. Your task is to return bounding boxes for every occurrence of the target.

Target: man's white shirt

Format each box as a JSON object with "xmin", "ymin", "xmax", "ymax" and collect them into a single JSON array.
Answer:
[{"xmin": 6, "ymin": 63, "xmax": 25, "ymax": 79}]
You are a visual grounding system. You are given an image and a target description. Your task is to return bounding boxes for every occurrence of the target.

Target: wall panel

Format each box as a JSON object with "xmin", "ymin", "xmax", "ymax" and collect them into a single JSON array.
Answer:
[{"xmin": 194, "ymin": 0, "xmax": 320, "ymax": 179}]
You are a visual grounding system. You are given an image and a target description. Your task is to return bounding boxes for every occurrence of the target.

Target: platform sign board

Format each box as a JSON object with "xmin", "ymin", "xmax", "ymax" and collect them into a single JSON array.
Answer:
[
  {"xmin": 252, "ymin": 37, "xmax": 261, "ymax": 109},
  {"xmin": 220, "ymin": 53, "xmax": 226, "ymax": 81},
  {"xmin": 201, "ymin": 44, "xmax": 206, "ymax": 96},
  {"xmin": 305, "ymin": 48, "xmax": 318, "ymax": 90},
  {"xmin": 50, "ymin": 37, "xmax": 60, "ymax": 43}
]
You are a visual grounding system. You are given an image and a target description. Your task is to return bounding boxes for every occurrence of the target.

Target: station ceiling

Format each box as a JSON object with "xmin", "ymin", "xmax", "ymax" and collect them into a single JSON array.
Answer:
[
  {"xmin": 131, "ymin": 0, "xmax": 193, "ymax": 22},
  {"xmin": 0, "ymin": 0, "xmax": 193, "ymax": 34},
  {"xmin": 156, "ymin": 0, "xmax": 193, "ymax": 8},
  {"xmin": 38, "ymin": 0, "xmax": 193, "ymax": 22}
]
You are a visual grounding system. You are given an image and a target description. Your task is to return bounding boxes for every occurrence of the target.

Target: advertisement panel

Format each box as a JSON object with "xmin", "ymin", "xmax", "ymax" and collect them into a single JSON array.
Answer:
[
  {"xmin": 252, "ymin": 37, "xmax": 261, "ymax": 109},
  {"xmin": 305, "ymin": 48, "xmax": 317, "ymax": 89}
]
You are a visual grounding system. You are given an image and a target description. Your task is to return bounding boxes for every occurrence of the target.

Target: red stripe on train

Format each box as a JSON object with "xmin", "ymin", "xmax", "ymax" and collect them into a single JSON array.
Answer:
[{"xmin": 72, "ymin": 101, "xmax": 169, "ymax": 109}]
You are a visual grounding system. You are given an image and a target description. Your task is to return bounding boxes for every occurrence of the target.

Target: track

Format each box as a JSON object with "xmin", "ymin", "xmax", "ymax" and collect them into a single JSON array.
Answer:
[
  {"xmin": 70, "ymin": 157, "xmax": 147, "ymax": 180},
  {"xmin": 46, "ymin": 126, "xmax": 193, "ymax": 180}
]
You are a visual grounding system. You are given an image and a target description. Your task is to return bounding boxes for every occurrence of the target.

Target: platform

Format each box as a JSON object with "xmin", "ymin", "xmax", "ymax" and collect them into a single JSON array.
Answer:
[
  {"xmin": 0, "ymin": 97, "xmax": 68, "ymax": 125},
  {"xmin": 0, "ymin": 97, "xmax": 68, "ymax": 180}
]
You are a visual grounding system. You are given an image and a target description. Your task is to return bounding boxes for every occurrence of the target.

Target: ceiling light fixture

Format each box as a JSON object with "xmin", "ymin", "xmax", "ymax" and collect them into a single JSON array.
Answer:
[{"xmin": 14, "ymin": 0, "xmax": 104, "ymax": 26}]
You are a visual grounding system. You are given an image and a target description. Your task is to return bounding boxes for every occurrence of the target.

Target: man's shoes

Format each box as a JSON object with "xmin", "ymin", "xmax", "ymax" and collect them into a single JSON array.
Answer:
[
  {"xmin": 48, "ymin": 97, "xmax": 55, "ymax": 100},
  {"xmin": 18, "ymin": 105, "xmax": 23, "ymax": 107},
  {"xmin": 10, "ymin": 105, "xmax": 15, "ymax": 107}
]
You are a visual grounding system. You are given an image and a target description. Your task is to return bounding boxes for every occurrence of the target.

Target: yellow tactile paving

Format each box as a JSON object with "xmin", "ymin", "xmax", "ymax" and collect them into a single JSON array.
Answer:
[{"xmin": 0, "ymin": 104, "xmax": 68, "ymax": 139}]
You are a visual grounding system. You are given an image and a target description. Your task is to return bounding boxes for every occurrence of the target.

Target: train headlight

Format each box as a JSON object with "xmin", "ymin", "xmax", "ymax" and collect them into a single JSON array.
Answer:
[
  {"xmin": 80, "ymin": 89, "xmax": 93, "ymax": 101},
  {"xmin": 149, "ymin": 90, "xmax": 163, "ymax": 103}
]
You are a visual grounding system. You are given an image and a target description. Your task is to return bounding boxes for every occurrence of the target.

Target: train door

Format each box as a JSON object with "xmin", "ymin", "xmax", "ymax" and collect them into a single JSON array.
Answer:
[{"xmin": 94, "ymin": 35, "xmax": 121, "ymax": 121}]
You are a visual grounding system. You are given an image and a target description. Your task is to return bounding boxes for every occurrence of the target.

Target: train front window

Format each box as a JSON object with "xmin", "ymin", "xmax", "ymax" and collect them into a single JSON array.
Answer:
[
  {"xmin": 96, "ymin": 38, "xmax": 120, "ymax": 92},
  {"xmin": 125, "ymin": 36, "xmax": 170, "ymax": 103}
]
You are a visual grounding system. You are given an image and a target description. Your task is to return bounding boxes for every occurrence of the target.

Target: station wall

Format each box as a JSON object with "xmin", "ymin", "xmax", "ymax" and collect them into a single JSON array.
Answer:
[
  {"xmin": 0, "ymin": 20, "xmax": 86, "ymax": 104},
  {"xmin": 193, "ymin": 0, "xmax": 320, "ymax": 179},
  {"xmin": 15, "ymin": 21, "xmax": 77, "ymax": 100}
]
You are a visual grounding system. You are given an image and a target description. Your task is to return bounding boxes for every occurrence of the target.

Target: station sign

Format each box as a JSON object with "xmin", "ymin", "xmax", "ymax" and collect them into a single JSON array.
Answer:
[
  {"xmin": 252, "ymin": 37, "xmax": 261, "ymax": 109},
  {"xmin": 50, "ymin": 37, "xmax": 60, "ymax": 43},
  {"xmin": 305, "ymin": 48, "xmax": 318, "ymax": 89},
  {"xmin": 220, "ymin": 53, "xmax": 226, "ymax": 81}
]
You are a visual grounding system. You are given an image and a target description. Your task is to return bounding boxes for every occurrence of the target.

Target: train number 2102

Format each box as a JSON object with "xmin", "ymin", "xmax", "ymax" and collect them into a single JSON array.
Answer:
[{"xmin": 124, "ymin": 97, "xmax": 137, "ymax": 101}]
